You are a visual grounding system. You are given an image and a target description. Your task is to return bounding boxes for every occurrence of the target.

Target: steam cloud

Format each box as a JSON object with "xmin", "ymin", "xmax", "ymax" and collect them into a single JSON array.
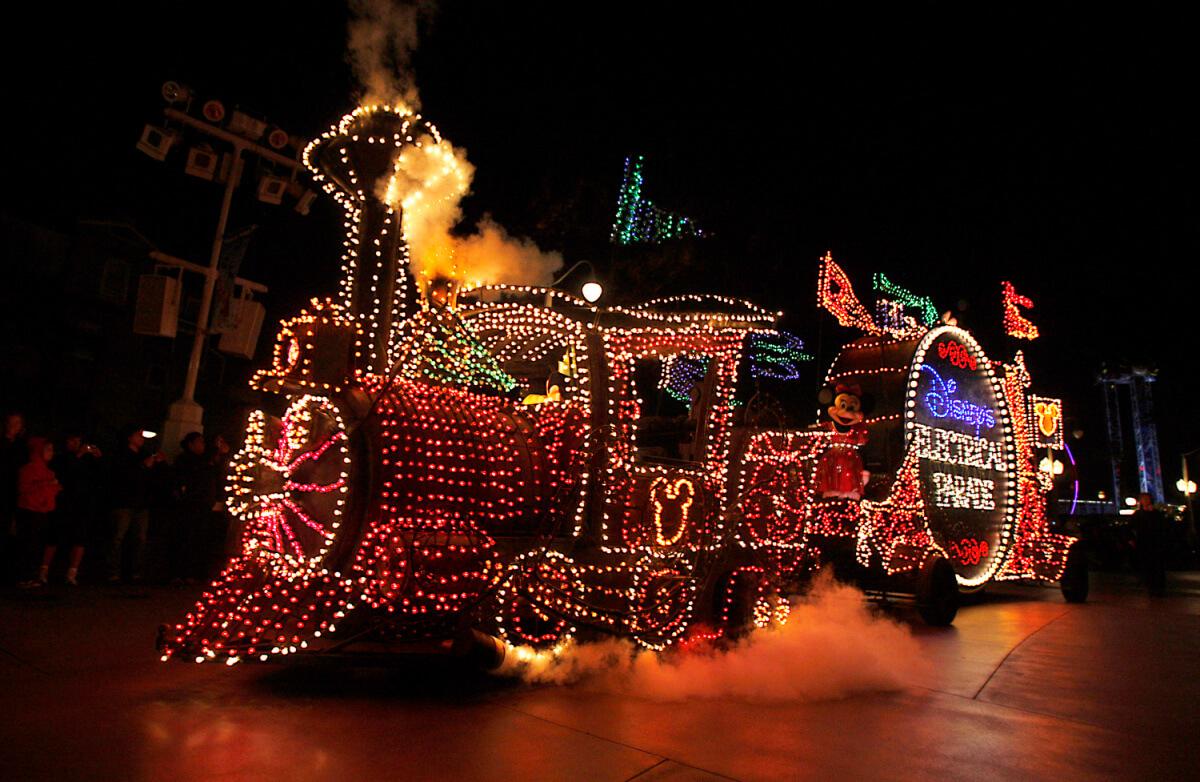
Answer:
[
  {"xmin": 453, "ymin": 216, "xmax": 564, "ymax": 288},
  {"xmin": 347, "ymin": 0, "xmax": 437, "ymax": 110},
  {"xmin": 349, "ymin": 0, "xmax": 563, "ymax": 289},
  {"xmin": 499, "ymin": 574, "xmax": 931, "ymax": 702}
]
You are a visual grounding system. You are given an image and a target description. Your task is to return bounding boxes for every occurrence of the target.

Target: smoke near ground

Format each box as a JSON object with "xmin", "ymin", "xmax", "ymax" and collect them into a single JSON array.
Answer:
[
  {"xmin": 348, "ymin": 0, "xmax": 563, "ymax": 289},
  {"xmin": 498, "ymin": 574, "xmax": 931, "ymax": 702}
]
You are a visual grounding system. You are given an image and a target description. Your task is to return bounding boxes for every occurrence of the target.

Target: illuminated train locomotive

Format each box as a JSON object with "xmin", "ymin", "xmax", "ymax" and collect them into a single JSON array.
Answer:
[{"xmin": 160, "ymin": 107, "xmax": 1084, "ymax": 667}]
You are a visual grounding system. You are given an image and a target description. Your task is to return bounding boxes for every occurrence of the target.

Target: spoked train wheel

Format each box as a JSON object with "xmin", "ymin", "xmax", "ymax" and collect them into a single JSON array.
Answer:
[
  {"xmin": 491, "ymin": 587, "xmax": 573, "ymax": 650},
  {"xmin": 227, "ymin": 395, "xmax": 352, "ymax": 578},
  {"xmin": 631, "ymin": 567, "xmax": 698, "ymax": 650}
]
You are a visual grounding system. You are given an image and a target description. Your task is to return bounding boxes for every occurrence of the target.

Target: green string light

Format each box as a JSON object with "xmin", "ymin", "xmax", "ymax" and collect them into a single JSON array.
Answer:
[
  {"xmin": 873, "ymin": 272, "xmax": 938, "ymax": 325},
  {"xmin": 748, "ymin": 332, "xmax": 811, "ymax": 380},
  {"xmin": 611, "ymin": 156, "xmax": 704, "ymax": 245},
  {"xmin": 401, "ymin": 309, "xmax": 517, "ymax": 392}
]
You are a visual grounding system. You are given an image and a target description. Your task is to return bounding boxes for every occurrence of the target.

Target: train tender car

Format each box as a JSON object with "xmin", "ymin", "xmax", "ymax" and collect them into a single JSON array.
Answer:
[
  {"xmin": 763, "ymin": 254, "xmax": 1088, "ymax": 624},
  {"xmin": 159, "ymin": 107, "xmax": 1083, "ymax": 668}
]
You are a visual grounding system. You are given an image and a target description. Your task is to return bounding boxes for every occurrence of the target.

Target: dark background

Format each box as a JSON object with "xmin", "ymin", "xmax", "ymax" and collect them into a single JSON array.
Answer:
[{"xmin": 2, "ymin": 2, "xmax": 1193, "ymax": 501}]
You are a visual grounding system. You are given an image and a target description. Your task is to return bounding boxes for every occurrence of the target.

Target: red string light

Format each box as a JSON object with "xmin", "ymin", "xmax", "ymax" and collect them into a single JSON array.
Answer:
[
  {"xmin": 1002, "ymin": 281, "xmax": 1040, "ymax": 340},
  {"xmin": 817, "ymin": 252, "xmax": 882, "ymax": 334}
]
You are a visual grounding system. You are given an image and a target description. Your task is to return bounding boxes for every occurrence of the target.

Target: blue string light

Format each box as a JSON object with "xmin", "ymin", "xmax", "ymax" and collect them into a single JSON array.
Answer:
[{"xmin": 748, "ymin": 332, "xmax": 811, "ymax": 380}]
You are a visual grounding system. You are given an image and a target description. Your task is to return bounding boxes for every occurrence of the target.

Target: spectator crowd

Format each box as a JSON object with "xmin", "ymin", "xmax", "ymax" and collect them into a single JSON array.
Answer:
[{"xmin": 1, "ymin": 411, "xmax": 233, "ymax": 589}]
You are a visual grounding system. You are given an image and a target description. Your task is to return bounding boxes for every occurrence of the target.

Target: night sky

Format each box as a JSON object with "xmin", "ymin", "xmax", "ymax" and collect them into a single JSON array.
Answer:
[{"xmin": 8, "ymin": 2, "xmax": 1194, "ymax": 497}]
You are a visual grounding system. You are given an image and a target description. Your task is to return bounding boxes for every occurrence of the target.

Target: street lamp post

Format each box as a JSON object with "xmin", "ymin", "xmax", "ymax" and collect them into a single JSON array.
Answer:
[
  {"xmin": 549, "ymin": 260, "xmax": 603, "ymax": 303},
  {"xmin": 1179, "ymin": 451, "xmax": 1197, "ymax": 543}
]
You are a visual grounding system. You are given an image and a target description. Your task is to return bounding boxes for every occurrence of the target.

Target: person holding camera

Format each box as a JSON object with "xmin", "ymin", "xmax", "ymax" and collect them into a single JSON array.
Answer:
[
  {"xmin": 46, "ymin": 433, "xmax": 104, "ymax": 585},
  {"xmin": 105, "ymin": 426, "xmax": 165, "ymax": 583}
]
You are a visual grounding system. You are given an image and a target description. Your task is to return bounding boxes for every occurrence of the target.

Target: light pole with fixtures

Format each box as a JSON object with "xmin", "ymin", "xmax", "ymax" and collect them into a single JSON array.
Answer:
[{"xmin": 141, "ymin": 82, "xmax": 309, "ymax": 453}]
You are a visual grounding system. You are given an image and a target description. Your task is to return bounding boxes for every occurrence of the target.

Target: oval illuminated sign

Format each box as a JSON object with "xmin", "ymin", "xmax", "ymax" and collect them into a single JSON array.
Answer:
[{"xmin": 906, "ymin": 326, "xmax": 1016, "ymax": 586}]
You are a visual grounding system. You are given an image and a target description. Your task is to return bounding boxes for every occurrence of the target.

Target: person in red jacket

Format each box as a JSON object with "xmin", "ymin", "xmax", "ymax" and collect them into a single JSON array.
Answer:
[{"xmin": 15, "ymin": 436, "xmax": 60, "ymax": 588}]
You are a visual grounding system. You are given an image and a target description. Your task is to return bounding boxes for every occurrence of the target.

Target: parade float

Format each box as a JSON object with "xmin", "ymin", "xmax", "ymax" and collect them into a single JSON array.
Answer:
[{"xmin": 159, "ymin": 106, "xmax": 1085, "ymax": 668}]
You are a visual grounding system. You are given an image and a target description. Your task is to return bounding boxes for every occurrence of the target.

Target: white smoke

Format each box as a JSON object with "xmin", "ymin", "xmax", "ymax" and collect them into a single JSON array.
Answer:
[
  {"xmin": 454, "ymin": 215, "xmax": 564, "ymax": 288},
  {"xmin": 499, "ymin": 573, "xmax": 931, "ymax": 702},
  {"xmin": 348, "ymin": 0, "xmax": 563, "ymax": 290},
  {"xmin": 347, "ymin": 0, "xmax": 438, "ymax": 110},
  {"xmin": 383, "ymin": 134, "xmax": 473, "ymax": 282}
]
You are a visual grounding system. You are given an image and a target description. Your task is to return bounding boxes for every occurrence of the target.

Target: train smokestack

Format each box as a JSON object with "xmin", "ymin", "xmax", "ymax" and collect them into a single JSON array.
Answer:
[{"xmin": 304, "ymin": 106, "xmax": 439, "ymax": 375}]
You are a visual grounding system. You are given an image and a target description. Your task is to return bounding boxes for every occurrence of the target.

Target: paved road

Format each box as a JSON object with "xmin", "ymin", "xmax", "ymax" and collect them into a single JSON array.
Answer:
[{"xmin": 1, "ymin": 570, "xmax": 1196, "ymax": 782}]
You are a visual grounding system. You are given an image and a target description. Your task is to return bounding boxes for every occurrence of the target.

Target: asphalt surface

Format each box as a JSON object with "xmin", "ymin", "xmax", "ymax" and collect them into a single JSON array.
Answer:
[{"xmin": 1, "ymin": 570, "xmax": 1197, "ymax": 782}]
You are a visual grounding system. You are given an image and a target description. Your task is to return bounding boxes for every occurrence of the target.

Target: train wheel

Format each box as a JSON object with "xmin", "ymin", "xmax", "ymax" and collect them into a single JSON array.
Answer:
[
  {"xmin": 1060, "ymin": 541, "xmax": 1090, "ymax": 603},
  {"xmin": 714, "ymin": 568, "xmax": 788, "ymax": 637},
  {"xmin": 632, "ymin": 569, "xmax": 698, "ymax": 650},
  {"xmin": 490, "ymin": 587, "xmax": 573, "ymax": 651},
  {"xmin": 228, "ymin": 396, "xmax": 351, "ymax": 578},
  {"xmin": 916, "ymin": 556, "xmax": 959, "ymax": 626}
]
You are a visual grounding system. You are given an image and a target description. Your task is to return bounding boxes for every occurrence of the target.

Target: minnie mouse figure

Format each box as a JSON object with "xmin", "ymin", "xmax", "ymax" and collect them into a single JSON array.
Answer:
[{"xmin": 814, "ymin": 383, "xmax": 871, "ymax": 500}]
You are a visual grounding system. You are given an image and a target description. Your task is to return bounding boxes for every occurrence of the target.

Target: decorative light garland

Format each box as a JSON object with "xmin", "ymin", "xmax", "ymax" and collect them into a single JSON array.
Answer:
[
  {"xmin": 747, "ymin": 331, "xmax": 812, "ymax": 380},
  {"xmin": 874, "ymin": 272, "xmax": 938, "ymax": 325},
  {"xmin": 610, "ymin": 156, "xmax": 704, "ymax": 245},
  {"xmin": 1002, "ymin": 281, "xmax": 1039, "ymax": 341},
  {"xmin": 817, "ymin": 252, "xmax": 882, "ymax": 334}
]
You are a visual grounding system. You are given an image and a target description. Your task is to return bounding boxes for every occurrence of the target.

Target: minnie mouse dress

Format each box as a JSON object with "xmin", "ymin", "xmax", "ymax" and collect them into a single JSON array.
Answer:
[{"xmin": 815, "ymin": 421, "xmax": 869, "ymax": 497}]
